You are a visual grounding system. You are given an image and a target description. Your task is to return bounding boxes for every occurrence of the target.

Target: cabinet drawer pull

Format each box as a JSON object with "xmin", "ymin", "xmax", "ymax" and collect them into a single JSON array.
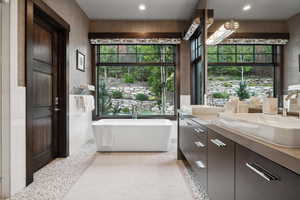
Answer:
[
  {"xmin": 197, "ymin": 128, "xmax": 205, "ymax": 133},
  {"xmin": 246, "ymin": 163, "xmax": 279, "ymax": 182},
  {"xmin": 195, "ymin": 161, "xmax": 206, "ymax": 169},
  {"xmin": 194, "ymin": 141, "xmax": 205, "ymax": 148},
  {"xmin": 210, "ymin": 139, "xmax": 221, "ymax": 147},
  {"xmin": 215, "ymin": 139, "xmax": 226, "ymax": 147},
  {"xmin": 186, "ymin": 121, "xmax": 194, "ymax": 126},
  {"xmin": 210, "ymin": 139, "xmax": 226, "ymax": 147}
]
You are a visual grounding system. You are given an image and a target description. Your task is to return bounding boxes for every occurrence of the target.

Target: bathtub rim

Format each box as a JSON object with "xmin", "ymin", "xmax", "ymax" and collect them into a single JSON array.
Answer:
[{"xmin": 92, "ymin": 119, "xmax": 174, "ymax": 126}]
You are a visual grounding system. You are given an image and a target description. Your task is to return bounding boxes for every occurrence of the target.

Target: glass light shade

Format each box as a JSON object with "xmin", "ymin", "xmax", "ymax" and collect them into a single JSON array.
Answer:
[{"xmin": 206, "ymin": 20, "xmax": 239, "ymax": 45}]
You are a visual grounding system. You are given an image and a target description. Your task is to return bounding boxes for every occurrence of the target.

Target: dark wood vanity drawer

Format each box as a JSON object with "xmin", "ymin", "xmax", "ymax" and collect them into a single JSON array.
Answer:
[
  {"xmin": 179, "ymin": 118, "xmax": 190, "ymax": 156},
  {"xmin": 236, "ymin": 144, "xmax": 300, "ymax": 200},
  {"xmin": 188, "ymin": 126, "xmax": 207, "ymax": 143},
  {"xmin": 179, "ymin": 119, "xmax": 206, "ymax": 159},
  {"xmin": 189, "ymin": 130, "xmax": 208, "ymax": 190},
  {"xmin": 181, "ymin": 127, "xmax": 207, "ymax": 162},
  {"xmin": 190, "ymin": 129, "xmax": 207, "ymax": 162},
  {"xmin": 179, "ymin": 118, "xmax": 208, "ymax": 190},
  {"xmin": 208, "ymin": 129, "xmax": 235, "ymax": 200}
]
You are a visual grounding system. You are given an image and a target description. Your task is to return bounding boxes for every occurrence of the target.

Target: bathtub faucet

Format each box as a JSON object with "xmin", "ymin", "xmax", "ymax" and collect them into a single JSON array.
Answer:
[{"xmin": 132, "ymin": 105, "xmax": 138, "ymax": 119}]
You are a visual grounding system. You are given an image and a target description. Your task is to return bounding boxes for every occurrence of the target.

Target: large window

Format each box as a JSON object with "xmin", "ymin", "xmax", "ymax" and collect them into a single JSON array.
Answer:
[
  {"xmin": 191, "ymin": 36, "xmax": 202, "ymax": 61},
  {"xmin": 191, "ymin": 32, "xmax": 205, "ymax": 104},
  {"xmin": 96, "ymin": 45, "xmax": 175, "ymax": 64},
  {"xmin": 208, "ymin": 45, "xmax": 274, "ymax": 64},
  {"xmin": 95, "ymin": 44, "xmax": 177, "ymax": 117},
  {"xmin": 207, "ymin": 44, "xmax": 276, "ymax": 106}
]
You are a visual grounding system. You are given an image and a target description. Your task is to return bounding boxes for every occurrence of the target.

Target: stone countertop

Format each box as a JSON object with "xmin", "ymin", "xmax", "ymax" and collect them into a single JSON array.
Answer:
[{"xmin": 193, "ymin": 114, "xmax": 300, "ymax": 175}]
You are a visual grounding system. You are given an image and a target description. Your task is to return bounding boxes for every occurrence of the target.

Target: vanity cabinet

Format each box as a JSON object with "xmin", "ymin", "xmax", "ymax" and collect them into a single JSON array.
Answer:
[
  {"xmin": 236, "ymin": 144, "xmax": 300, "ymax": 200},
  {"xmin": 207, "ymin": 129, "xmax": 235, "ymax": 200},
  {"xmin": 178, "ymin": 116, "xmax": 208, "ymax": 190},
  {"xmin": 190, "ymin": 125, "xmax": 207, "ymax": 190},
  {"xmin": 178, "ymin": 115, "xmax": 300, "ymax": 200},
  {"xmin": 179, "ymin": 117, "xmax": 192, "ymax": 160}
]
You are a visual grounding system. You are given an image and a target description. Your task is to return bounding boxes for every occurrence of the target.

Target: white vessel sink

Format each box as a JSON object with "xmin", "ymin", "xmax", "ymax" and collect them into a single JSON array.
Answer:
[
  {"xmin": 192, "ymin": 105, "xmax": 224, "ymax": 115},
  {"xmin": 217, "ymin": 113, "xmax": 300, "ymax": 148}
]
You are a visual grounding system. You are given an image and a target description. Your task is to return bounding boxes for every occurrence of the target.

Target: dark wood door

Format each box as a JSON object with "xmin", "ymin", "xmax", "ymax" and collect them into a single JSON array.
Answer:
[
  {"xmin": 207, "ymin": 129, "xmax": 235, "ymax": 200},
  {"xmin": 31, "ymin": 17, "xmax": 58, "ymax": 172},
  {"xmin": 26, "ymin": 0, "xmax": 70, "ymax": 185},
  {"xmin": 236, "ymin": 144, "xmax": 300, "ymax": 200}
]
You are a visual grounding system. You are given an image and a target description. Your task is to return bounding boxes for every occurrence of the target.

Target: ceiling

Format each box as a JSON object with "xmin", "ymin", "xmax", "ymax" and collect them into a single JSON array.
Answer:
[
  {"xmin": 207, "ymin": 0, "xmax": 300, "ymax": 20},
  {"xmin": 76, "ymin": 0, "xmax": 199, "ymax": 20}
]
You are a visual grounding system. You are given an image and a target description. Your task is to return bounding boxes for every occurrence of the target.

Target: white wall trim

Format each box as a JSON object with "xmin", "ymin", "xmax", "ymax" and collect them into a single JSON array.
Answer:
[
  {"xmin": 0, "ymin": 0, "xmax": 26, "ymax": 198},
  {"xmin": 1, "ymin": 0, "xmax": 11, "ymax": 198},
  {"xmin": 9, "ymin": 0, "xmax": 26, "ymax": 196}
]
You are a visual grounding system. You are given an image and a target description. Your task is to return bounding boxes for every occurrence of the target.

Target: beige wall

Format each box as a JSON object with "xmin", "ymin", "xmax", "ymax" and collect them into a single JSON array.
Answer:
[
  {"xmin": 18, "ymin": 0, "xmax": 25, "ymax": 86},
  {"xmin": 43, "ymin": 0, "xmax": 91, "ymax": 93},
  {"xmin": 18, "ymin": 0, "xmax": 91, "ymax": 91},
  {"xmin": 209, "ymin": 20, "xmax": 288, "ymax": 33},
  {"xmin": 14, "ymin": 0, "xmax": 92, "ymax": 194},
  {"xmin": 284, "ymin": 13, "xmax": 300, "ymax": 90},
  {"xmin": 180, "ymin": 40, "xmax": 191, "ymax": 95},
  {"xmin": 90, "ymin": 20, "xmax": 188, "ymax": 33}
]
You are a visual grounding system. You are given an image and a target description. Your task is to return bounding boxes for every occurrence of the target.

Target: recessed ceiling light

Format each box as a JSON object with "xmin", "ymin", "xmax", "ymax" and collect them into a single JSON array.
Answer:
[
  {"xmin": 139, "ymin": 4, "xmax": 146, "ymax": 11},
  {"xmin": 243, "ymin": 4, "xmax": 251, "ymax": 11}
]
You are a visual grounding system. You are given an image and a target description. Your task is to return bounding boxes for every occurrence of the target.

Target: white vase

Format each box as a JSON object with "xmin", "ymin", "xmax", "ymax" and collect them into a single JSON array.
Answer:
[{"xmin": 263, "ymin": 98, "xmax": 278, "ymax": 115}]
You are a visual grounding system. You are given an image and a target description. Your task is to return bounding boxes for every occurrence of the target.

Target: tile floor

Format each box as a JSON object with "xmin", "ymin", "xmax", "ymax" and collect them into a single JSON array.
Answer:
[{"xmin": 10, "ymin": 140, "xmax": 209, "ymax": 200}]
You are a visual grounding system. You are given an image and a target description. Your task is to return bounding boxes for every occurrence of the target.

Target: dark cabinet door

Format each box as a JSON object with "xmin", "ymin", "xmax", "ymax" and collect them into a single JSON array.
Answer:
[
  {"xmin": 208, "ymin": 129, "xmax": 235, "ymax": 200},
  {"xmin": 178, "ymin": 116, "xmax": 187, "ymax": 156},
  {"xmin": 236, "ymin": 144, "xmax": 300, "ymax": 200},
  {"xmin": 179, "ymin": 117, "xmax": 208, "ymax": 190},
  {"xmin": 179, "ymin": 118, "xmax": 193, "ymax": 160},
  {"xmin": 179, "ymin": 118, "xmax": 203, "ymax": 160},
  {"xmin": 190, "ymin": 127, "xmax": 207, "ymax": 190}
]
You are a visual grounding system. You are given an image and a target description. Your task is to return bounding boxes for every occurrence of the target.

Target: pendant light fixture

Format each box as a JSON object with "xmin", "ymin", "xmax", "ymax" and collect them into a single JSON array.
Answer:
[{"xmin": 206, "ymin": 20, "xmax": 239, "ymax": 45}]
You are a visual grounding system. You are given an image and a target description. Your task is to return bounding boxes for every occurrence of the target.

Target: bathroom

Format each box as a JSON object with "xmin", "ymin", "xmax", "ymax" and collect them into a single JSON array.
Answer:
[{"xmin": 0, "ymin": 0, "xmax": 300, "ymax": 199}]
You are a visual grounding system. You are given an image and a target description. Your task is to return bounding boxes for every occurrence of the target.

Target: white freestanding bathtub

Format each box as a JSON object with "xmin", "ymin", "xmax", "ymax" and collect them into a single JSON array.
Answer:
[{"xmin": 92, "ymin": 119, "xmax": 173, "ymax": 152}]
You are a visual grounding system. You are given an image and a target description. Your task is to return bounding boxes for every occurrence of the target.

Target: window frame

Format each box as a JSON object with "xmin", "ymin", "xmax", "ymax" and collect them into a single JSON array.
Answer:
[
  {"xmin": 92, "ymin": 44, "xmax": 179, "ymax": 120},
  {"xmin": 208, "ymin": 44, "xmax": 275, "ymax": 66},
  {"xmin": 190, "ymin": 28, "xmax": 205, "ymax": 105},
  {"xmin": 207, "ymin": 44, "xmax": 278, "ymax": 98},
  {"xmin": 96, "ymin": 44, "xmax": 177, "ymax": 66}
]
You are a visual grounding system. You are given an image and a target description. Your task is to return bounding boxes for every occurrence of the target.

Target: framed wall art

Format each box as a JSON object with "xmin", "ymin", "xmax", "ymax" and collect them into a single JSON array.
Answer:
[{"xmin": 76, "ymin": 50, "xmax": 85, "ymax": 72}]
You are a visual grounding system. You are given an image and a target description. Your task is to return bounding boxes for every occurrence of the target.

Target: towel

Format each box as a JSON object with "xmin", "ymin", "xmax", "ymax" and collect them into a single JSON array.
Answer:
[
  {"xmin": 74, "ymin": 96, "xmax": 85, "ymax": 112},
  {"xmin": 86, "ymin": 95, "xmax": 95, "ymax": 112},
  {"xmin": 74, "ymin": 95, "xmax": 95, "ymax": 112}
]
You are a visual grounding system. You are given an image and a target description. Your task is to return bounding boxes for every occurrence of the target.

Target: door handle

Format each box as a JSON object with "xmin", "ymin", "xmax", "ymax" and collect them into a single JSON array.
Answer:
[
  {"xmin": 53, "ymin": 108, "xmax": 60, "ymax": 112},
  {"xmin": 195, "ymin": 161, "xmax": 206, "ymax": 169},
  {"xmin": 246, "ymin": 163, "xmax": 279, "ymax": 182},
  {"xmin": 194, "ymin": 141, "xmax": 205, "ymax": 148}
]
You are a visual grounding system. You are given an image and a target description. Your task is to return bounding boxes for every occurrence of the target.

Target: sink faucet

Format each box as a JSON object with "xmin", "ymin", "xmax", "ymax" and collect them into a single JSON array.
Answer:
[
  {"xmin": 285, "ymin": 90, "xmax": 300, "ymax": 101},
  {"xmin": 132, "ymin": 104, "xmax": 138, "ymax": 119},
  {"xmin": 282, "ymin": 107, "xmax": 288, "ymax": 117}
]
